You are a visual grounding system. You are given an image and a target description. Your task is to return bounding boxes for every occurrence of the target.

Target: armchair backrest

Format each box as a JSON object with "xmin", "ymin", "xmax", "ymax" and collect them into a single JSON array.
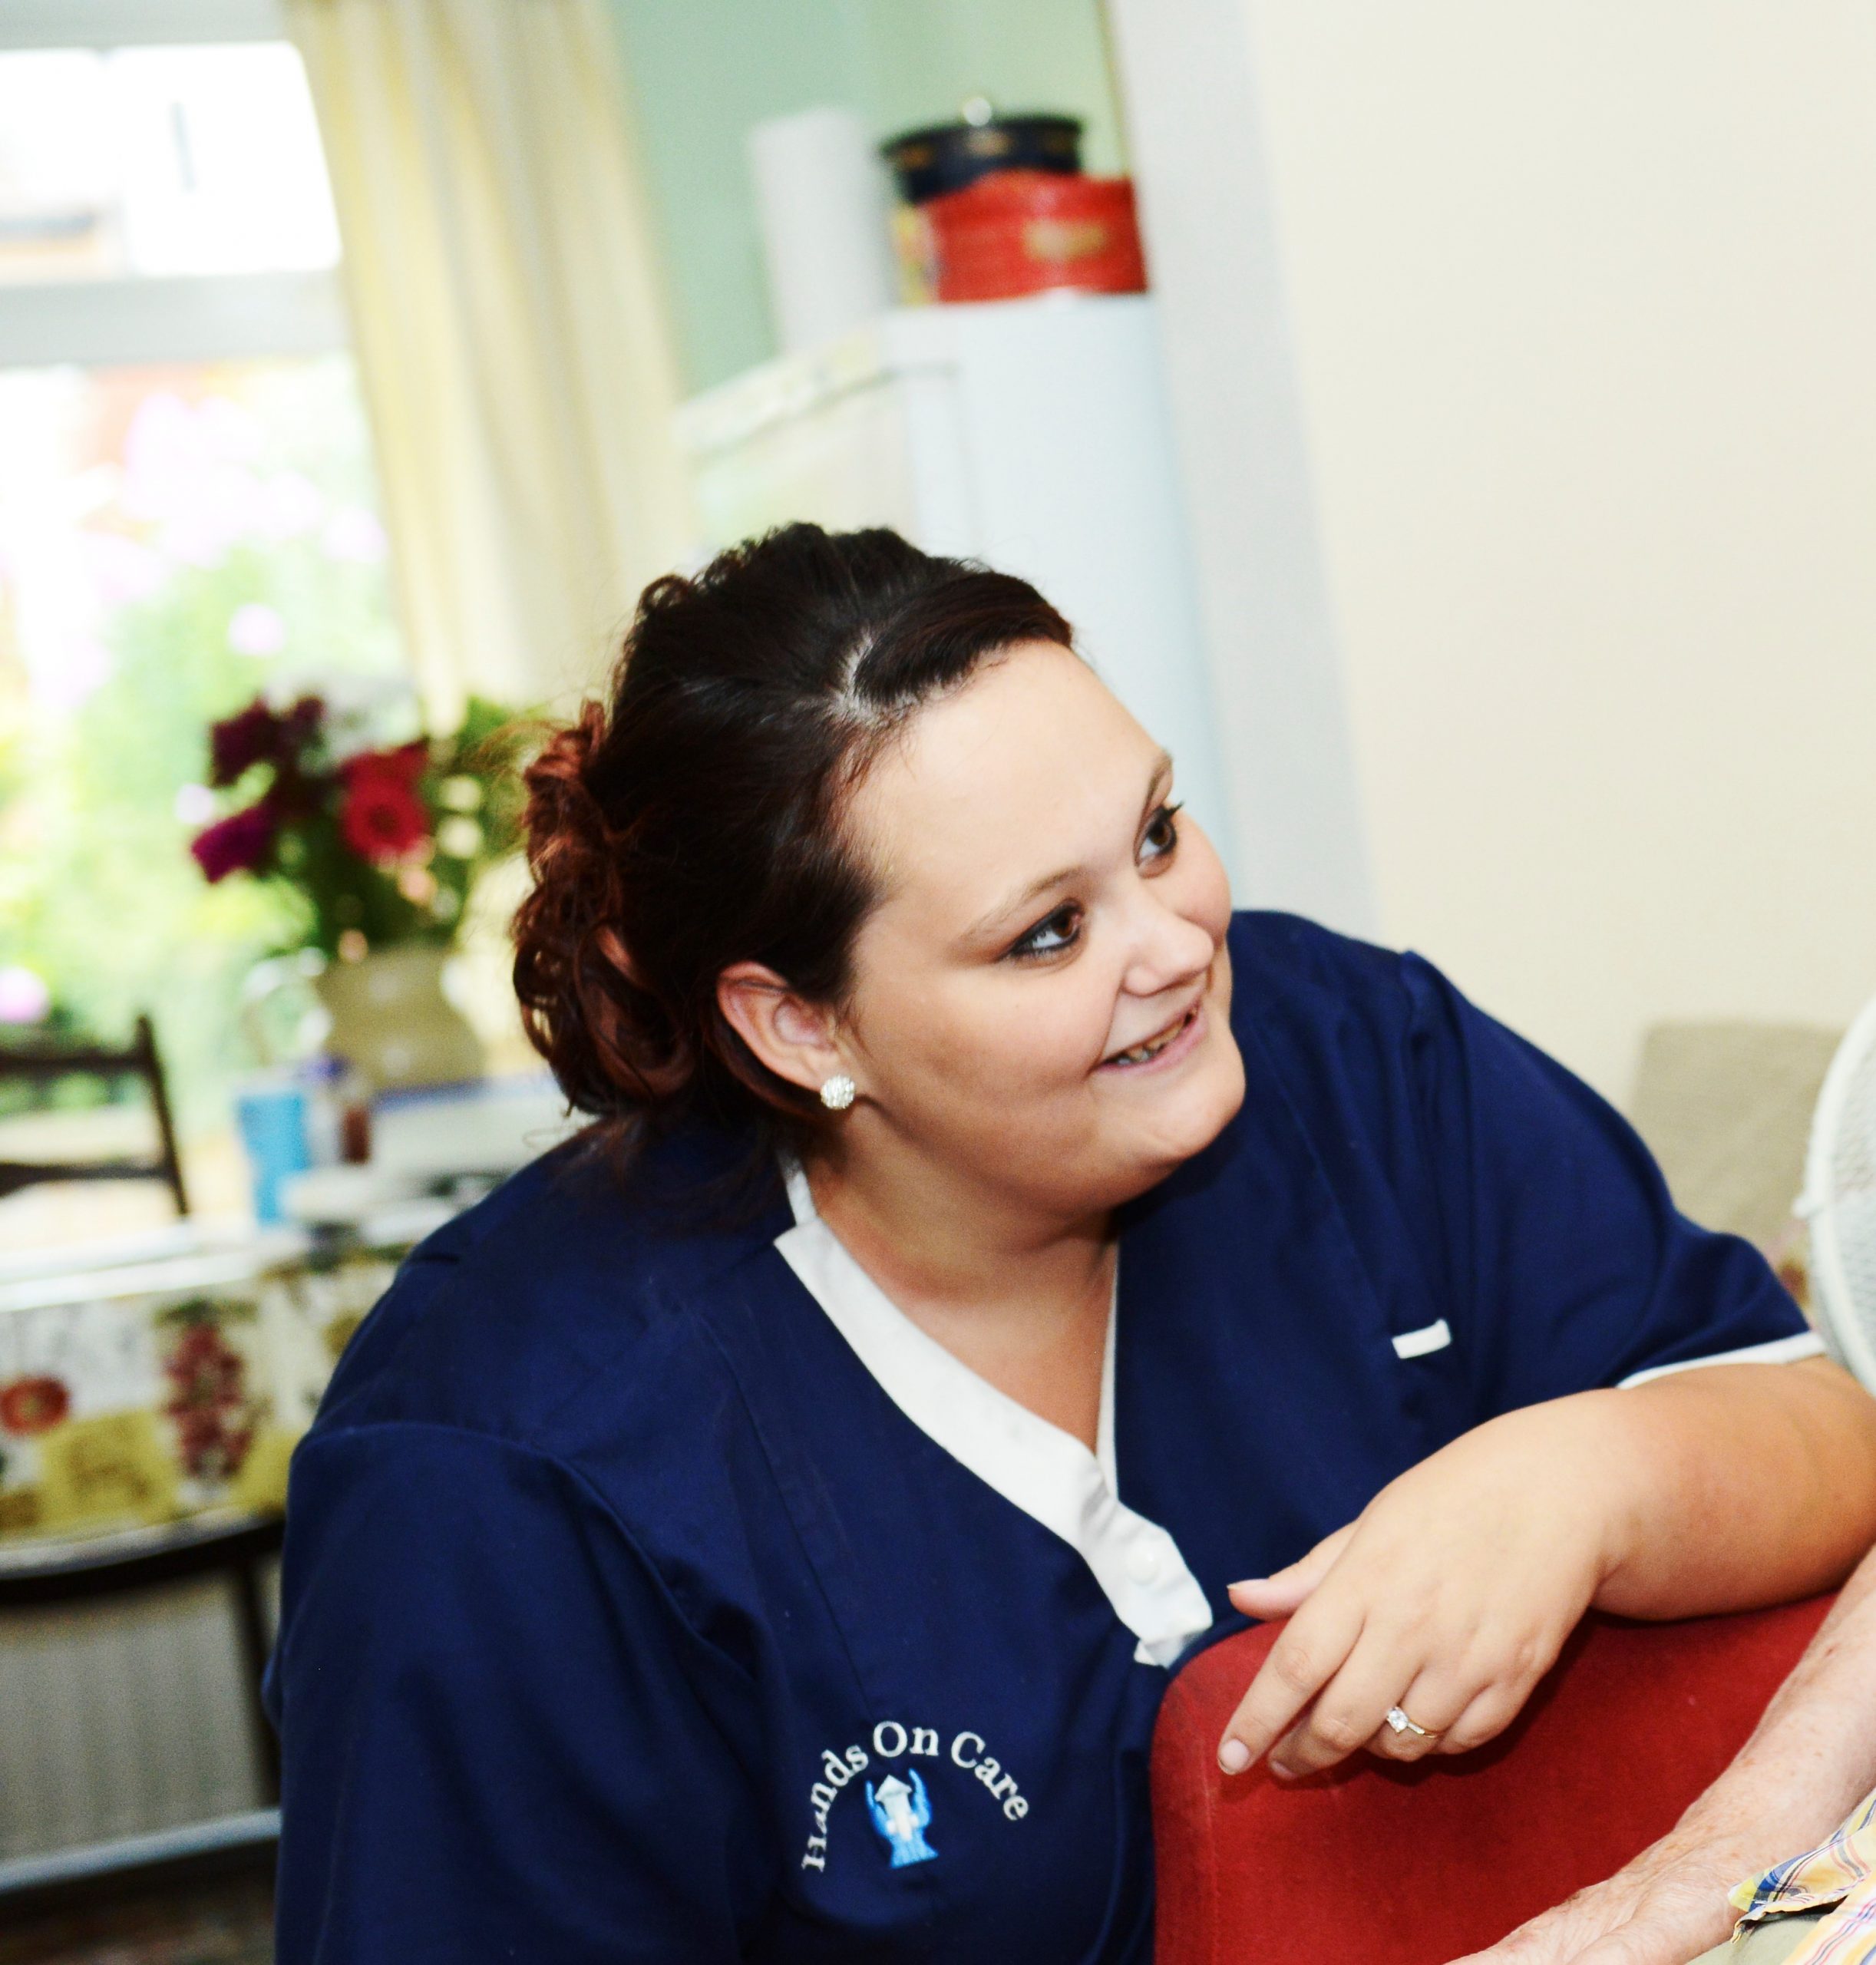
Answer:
[{"xmin": 1151, "ymin": 1596, "xmax": 1835, "ymax": 1964}]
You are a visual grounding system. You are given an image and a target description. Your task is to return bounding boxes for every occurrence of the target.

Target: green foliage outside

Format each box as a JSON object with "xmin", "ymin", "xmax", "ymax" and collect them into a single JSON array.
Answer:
[{"xmin": 0, "ymin": 357, "xmax": 414, "ymax": 1132}]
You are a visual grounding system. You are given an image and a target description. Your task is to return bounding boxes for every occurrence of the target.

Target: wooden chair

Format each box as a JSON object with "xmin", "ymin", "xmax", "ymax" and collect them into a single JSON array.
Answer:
[{"xmin": 0, "ymin": 1013, "xmax": 189, "ymax": 1214}]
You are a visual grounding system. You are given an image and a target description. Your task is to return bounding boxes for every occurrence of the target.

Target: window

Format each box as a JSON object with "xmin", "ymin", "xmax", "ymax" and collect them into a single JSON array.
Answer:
[
  {"xmin": 0, "ymin": 2, "xmax": 410, "ymax": 1244},
  {"xmin": 0, "ymin": 40, "xmax": 338, "ymax": 283}
]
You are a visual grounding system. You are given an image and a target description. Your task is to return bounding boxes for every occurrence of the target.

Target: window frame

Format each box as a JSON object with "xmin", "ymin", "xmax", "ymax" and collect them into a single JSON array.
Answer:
[{"xmin": 0, "ymin": 0, "xmax": 347, "ymax": 370}]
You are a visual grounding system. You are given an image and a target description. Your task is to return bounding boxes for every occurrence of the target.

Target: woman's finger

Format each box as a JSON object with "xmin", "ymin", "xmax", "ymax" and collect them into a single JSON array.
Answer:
[
  {"xmin": 1432, "ymin": 1675, "xmax": 1537, "ymax": 1757},
  {"xmin": 1216, "ymin": 1590, "xmax": 1365, "ymax": 1774},
  {"xmin": 1264, "ymin": 1623, "xmax": 1432, "ymax": 1778},
  {"xmin": 1267, "ymin": 1626, "xmax": 1483, "ymax": 1778},
  {"xmin": 1360, "ymin": 1662, "xmax": 1475, "ymax": 1765},
  {"xmin": 1226, "ymin": 1522, "xmax": 1356, "ymax": 1621}
]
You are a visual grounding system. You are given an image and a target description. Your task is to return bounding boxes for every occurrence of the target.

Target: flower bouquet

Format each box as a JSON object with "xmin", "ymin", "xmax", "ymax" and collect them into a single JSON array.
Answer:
[
  {"xmin": 190, "ymin": 692, "xmax": 533, "ymax": 1095},
  {"xmin": 190, "ymin": 692, "xmax": 529, "ymax": 961}
]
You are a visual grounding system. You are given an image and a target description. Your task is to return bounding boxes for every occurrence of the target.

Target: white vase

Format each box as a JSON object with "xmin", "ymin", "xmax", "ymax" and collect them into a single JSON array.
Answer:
[{"xmin": 312, "ymin": 946, "xmax": 484, "ymax": 1094}]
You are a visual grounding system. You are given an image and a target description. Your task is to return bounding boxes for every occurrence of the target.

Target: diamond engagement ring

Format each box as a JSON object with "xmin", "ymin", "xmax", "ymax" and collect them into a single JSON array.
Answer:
[{"xmin": 1383, "ymin": 1706, "xmax": 1432, "ymax": 1739}]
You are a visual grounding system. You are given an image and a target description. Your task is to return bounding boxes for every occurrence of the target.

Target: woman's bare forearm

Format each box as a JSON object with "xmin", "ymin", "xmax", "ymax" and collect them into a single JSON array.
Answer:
[{"xmin": 1593, "ymin": 1357, "xmax": 1876, "ymax": 1620}]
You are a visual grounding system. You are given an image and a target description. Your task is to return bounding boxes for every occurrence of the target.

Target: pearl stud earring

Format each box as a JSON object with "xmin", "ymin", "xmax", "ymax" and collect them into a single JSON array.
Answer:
[{"xmin": 819, "ymin": 1073, "xmax": 857, "ymax": 1112}]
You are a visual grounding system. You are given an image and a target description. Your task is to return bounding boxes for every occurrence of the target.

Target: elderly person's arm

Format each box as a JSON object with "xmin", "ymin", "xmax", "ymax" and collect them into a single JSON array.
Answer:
[{"xmin": 1450, "ymin": 1535, "xmax": 1876, "ymax": 1965}]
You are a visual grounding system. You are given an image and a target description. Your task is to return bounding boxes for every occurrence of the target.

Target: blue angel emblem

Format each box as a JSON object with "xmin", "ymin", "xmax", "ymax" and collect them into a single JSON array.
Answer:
[{"xmin": 865, "ymin": 1768, "xmax": 937, "ymax": 1867}]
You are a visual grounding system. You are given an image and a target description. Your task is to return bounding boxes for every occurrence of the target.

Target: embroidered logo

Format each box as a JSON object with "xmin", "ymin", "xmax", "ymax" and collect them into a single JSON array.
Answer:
[
  {"xmin": 800, "ymin": 1720, "xmax": 1029, "ymax": 1874},
  {"xmin": 865, "ymin": 1768, "xmax": 937, "ymax": 1868}
]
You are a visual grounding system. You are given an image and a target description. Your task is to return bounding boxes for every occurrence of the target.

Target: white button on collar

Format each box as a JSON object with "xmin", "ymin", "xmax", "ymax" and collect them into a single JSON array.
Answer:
[{"xmin": 1126, "ymin": 1544, "xmax": 1161, "ymax": 1585}]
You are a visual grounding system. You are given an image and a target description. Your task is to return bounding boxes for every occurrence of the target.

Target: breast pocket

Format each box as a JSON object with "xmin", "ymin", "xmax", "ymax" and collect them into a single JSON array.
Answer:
[
  {"xmin": 1390, "ymin": 1318, "xmax": 1453, "ymax": 1362},
  {"xmin": 1386, "ymin": 1311, "xmax": 1480, "ymax": 1448}
]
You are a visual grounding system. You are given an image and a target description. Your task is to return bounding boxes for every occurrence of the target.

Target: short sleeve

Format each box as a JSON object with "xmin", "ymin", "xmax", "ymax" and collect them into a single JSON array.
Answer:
[
  {"xmin": 1397, "ymin": 952, "xmax": 1816, "ymax": 1416},
  {"xmin": 269, "ymin": 1422, "xmax": 772, "ymax": 1963}
]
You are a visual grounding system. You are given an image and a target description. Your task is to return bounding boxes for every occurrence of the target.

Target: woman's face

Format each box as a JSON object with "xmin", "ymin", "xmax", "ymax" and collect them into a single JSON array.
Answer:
[{"xmin": 836, "ymin": 641, "xmax": 1244, "ymax": 1218}]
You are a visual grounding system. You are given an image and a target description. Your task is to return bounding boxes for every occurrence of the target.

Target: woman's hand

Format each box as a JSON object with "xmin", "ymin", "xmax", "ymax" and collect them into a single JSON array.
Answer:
[{"xmin": 1217, "ymin": 1393, "xmax": 1636, "ymax": 1779}]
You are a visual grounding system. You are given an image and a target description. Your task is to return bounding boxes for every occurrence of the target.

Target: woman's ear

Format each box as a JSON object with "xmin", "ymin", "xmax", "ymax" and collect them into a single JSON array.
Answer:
[{"xmin": 717, "ymin": 962, "xmax": 848, "ymax": 1098}]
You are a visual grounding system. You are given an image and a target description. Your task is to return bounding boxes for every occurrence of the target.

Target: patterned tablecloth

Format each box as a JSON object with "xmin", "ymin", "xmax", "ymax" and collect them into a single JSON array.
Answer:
[{"xmin": 0, "ymin": 1230, "xmax": 401, "ymax": 1552}]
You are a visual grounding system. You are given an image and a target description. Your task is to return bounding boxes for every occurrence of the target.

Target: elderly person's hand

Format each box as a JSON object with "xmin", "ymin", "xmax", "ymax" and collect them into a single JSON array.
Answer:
[
  {"xmin": 1441, "ymin": 1828, "xmax": 1769, "ymax": 1964},
  {"xmin": 1443, "ymin": 1538, "xmax": 1876, "ymax": 1964},
  {"xmin": 1216, "ymin": 1358, "xmax": 1876, "ymax": 1784}
]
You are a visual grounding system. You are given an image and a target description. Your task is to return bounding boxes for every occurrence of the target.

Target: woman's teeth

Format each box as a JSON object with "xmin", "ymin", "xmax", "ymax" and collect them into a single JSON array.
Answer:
[{"xmin": 1108, "ymin": 1008, "xmax": 1194, "ymax": 1067}]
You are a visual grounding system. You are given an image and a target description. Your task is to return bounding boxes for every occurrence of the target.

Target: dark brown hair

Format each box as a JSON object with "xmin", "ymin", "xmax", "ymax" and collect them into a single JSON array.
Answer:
[{"xmin": 512, "ymin": 523, "xmax": 1072, "ymax": 1171}]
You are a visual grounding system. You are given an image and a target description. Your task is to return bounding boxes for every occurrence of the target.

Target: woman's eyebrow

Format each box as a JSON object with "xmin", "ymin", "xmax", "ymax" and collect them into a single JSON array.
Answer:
[
  {"xmin": 963, "ymin": 751, "xmax": 1177, "ymax": 944},
  {"xmin": 965, "ymin": 861, "xmax": 1083, "ymax": 945}
]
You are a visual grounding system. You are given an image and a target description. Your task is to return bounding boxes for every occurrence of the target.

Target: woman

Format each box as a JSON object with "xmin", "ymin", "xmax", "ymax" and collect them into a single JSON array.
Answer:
[{"xmin": 269, "ymin": 526, "xmax": 1876, "ymax": 1963}]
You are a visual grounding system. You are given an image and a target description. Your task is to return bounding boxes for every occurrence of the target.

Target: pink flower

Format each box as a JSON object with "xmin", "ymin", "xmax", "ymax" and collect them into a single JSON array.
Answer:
[
  {"xmin": 322, "ymin": 506, "xmax": 388, "ymax": 563},
  {"xmin": 0, "ymin": 966, "xmax": 50, "ymax": 1024},
  {"xmin": 226, "ymin": 603, "xmax": 287, "ymax": 658},
  {"xmin": 190, "ymin": 804, "xmax": 276, "ymax": 882}
]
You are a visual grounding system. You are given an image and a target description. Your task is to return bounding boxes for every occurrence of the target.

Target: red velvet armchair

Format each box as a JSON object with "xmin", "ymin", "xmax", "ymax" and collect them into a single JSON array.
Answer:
[{"xmin": 1151, "ymin": 1596, "xmax": 1836, "ymax": 1964}]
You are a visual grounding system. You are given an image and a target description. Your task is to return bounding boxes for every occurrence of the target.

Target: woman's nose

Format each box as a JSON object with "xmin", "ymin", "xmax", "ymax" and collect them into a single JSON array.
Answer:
[{"xmin": 1120, "ymin": 890, "xmax": 1217, "ymax": 999}]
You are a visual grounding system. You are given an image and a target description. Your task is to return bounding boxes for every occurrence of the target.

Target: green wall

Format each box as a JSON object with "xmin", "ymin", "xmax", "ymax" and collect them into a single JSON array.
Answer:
[{"xmin": 607, "ymin": 0, "xmax": 1125, "ymax": 395}]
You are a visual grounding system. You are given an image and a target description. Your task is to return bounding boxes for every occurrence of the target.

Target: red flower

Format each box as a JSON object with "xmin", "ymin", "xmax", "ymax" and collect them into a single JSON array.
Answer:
[
  {"xmin": 162, "ymin": 1325, "xmax": 255, "ymax": 1481},
  {"xmin": 339, "ymin": 745, "xmax": 431, "ymax": 864},
  {"xmin": 0, "ymin": 1375, "xmax": 70, "ymax": 1436},
  {"xmin": 190, "ymin": 804, "xmax": 277, "ymax": 882},
  {"xmin": 163, "ymin": 1323, "xmax": 246, "ymax": 1409},
  {"xmin": 344, "ymin": 741, "xmax": 427, "ymax": 791},
  {"xmin": 172, "ymin": 1409, "xmax": 253, "ymax": 1482}
]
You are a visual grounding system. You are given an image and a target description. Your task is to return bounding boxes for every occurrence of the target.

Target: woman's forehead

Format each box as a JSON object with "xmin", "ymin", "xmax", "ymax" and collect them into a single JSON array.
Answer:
[{"xmin": 851, "ymin": 643, "xmax": 1159, "ymax": 917}]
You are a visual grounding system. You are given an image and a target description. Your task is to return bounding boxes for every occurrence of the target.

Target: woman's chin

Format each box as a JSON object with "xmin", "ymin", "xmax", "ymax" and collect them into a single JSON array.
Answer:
[{"xmin": 1102, "ymin": 1035, "xmax": 1247, "ymax": 1189}]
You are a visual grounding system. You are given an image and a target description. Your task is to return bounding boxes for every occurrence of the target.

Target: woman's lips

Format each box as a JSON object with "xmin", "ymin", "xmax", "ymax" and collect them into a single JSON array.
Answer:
[{"xmin": 1098, "ymin": 1001, "xmax": 1206, "ymax": 1073}]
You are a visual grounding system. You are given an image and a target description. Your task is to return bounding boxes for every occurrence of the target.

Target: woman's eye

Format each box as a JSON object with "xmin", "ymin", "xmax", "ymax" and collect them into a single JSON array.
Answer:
[
  {"xmin": 1141, "ymin": 801, "xmax": 1183, "ymax": 865},
  {"xmin": 1009, "ymin": 903, "xmax": 1082, "ymax": 961}
]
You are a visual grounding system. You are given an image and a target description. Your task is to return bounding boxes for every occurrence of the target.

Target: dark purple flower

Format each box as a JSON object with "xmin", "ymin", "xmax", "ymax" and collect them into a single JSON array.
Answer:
[
  {"xmin": 190, "ymin": 804, "xmax": 276, "ymax": 882},
  {"xmin": 207, "ymin": 700, "xmax": 281, "ymax": 788},
  {"xmin": 206, "ymin": 693, "xmax": 325, "ymax": 787},
  {"xmin": 279, "ymin": 694, "xmax": 325, "ymax": 753},
  {"xmin": 263, "ymin": 763, "xmax": 325, "ymax": 824}
]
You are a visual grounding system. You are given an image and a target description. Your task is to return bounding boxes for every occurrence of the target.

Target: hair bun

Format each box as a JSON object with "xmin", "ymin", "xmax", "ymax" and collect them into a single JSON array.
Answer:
[{"xmin": 513, "ymin": 699, "xmax": 692, "ymax": 1119}]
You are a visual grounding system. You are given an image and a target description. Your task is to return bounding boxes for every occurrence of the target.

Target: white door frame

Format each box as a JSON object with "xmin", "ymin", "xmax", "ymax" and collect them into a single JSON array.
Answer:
[{"xmin": 1106, "ymin": 0, "xmax": 1374, "ymax": 934}]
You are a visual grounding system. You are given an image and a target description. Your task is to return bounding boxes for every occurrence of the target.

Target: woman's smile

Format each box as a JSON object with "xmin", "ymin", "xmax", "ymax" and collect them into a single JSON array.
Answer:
[{"xmin": 1099, "ymin": 994, "xmax": 1207, "ymax": 1072}]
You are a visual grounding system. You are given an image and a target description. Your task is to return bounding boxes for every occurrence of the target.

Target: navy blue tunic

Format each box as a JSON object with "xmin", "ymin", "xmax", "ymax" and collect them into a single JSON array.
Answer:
[{"xmin": 269, "ymin": 913, "xmax": 1809, "ymax": 1962}]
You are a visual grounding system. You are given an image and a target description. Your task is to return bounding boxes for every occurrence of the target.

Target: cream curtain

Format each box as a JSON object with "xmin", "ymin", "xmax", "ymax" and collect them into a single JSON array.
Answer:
[{"xmin": 284, "ymin": 0, "xmax": 692, "ymax": 719}]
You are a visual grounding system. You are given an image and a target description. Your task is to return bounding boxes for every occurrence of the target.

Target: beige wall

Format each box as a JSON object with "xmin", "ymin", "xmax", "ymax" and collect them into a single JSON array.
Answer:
[{"xmin": 1240, "ymin": 2, "xmax": 1876, "ymax": 1098}]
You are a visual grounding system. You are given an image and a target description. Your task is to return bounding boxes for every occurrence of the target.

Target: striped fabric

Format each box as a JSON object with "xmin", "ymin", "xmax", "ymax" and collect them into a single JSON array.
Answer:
[{"xmin": 1731, "ymin": 1788, "xmax": 1876, "ymax": 1960}]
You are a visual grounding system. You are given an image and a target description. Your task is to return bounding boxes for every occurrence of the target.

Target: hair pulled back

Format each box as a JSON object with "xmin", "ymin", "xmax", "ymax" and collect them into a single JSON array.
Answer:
[{"xmin": 513, "ymin": 523, "xmax": 1072, "ymax": 1171}]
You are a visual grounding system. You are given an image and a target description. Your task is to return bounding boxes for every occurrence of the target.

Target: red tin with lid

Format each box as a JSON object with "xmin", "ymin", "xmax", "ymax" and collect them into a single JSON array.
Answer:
[{"xmin": 920, "ymin": 170, "xmax": 1147, "ymax": 303}]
